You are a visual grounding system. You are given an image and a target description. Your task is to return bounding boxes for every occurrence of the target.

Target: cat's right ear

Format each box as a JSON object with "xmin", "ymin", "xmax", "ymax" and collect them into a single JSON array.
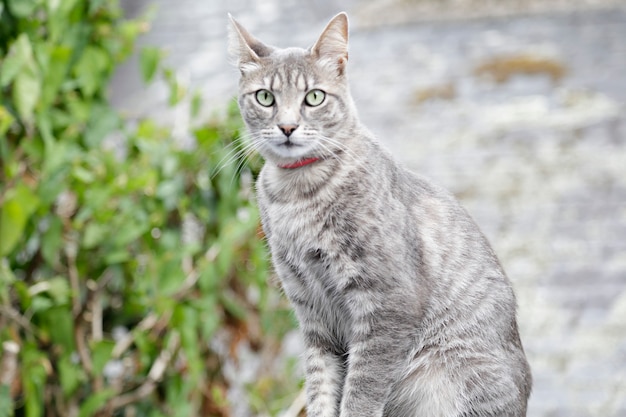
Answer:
[
  {"xmin": 228, "ymin": 14, "xmax": 272, "ymax": 74},
  {"xmin": 311, "ymin": 12, "xmax": 349, "ymax": 77}
]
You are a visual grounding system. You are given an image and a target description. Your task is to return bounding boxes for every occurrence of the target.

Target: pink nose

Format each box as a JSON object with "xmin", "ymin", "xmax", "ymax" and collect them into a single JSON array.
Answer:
[{"xmin": 277, "ymin": 123, "xmax": 299, "ymax": 137}]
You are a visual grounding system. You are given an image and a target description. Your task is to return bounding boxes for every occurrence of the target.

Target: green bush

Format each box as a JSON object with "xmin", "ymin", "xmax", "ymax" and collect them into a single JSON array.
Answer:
[{"xmin": 0, "ymin": 1, "xmax": 296, "ymax": 416}]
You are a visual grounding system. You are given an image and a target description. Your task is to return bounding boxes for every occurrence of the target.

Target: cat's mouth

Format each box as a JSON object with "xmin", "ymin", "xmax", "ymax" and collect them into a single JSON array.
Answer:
[
  {"xmin": 264, "ymin": 136, "xmax": 318, "ymax": 162},
  {"xmin": 279, "ymin": 139, "xmax": 298, "ymax": 148},
  {"xmin": 272, "ymin": 137, "xmax": 308, "ymax": 154}
]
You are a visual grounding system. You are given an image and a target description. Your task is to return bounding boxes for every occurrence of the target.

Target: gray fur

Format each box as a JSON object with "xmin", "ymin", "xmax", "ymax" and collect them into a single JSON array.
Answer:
[{"xmin": 228, "ymin": 12, "xmax": 531, "ymax": 417}]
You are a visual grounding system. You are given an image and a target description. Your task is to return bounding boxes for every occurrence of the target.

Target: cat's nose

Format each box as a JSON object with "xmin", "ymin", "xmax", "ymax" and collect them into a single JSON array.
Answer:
[{"xmin": 277, "ymin": 123, "xmax": 299, "ymax": 138}]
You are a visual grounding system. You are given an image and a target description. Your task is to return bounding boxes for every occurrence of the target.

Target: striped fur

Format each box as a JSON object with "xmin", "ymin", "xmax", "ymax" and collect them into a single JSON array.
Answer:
[{"xmin": 229, "ymin": 12, "xmax": 531, "ymax": 417}]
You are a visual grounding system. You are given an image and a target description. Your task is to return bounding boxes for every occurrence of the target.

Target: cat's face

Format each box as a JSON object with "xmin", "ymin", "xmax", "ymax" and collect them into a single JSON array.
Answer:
[{"xmin": 229, "ymin": 13, "xmax": 355, "ymax": 167}]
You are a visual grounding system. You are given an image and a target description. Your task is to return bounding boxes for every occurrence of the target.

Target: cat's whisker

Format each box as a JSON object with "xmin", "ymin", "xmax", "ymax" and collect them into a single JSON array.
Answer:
[
  {"xmin": 210, "ymin": 134, "xmax": 261, "ymax": 180},
  {"xmin": 210, "ymin": 141, "xmax": 246, "ymax": 177},
  {"xmin": 314, "ymin": 133, "xmax": 358, "ymax": 160},
  {"xmin": 228, "ymin": 140, "xmax": 261, "ymax": 188},
  {"xmin": 316, "ymin": 134, "xmax": 364, "ymax": 169}
]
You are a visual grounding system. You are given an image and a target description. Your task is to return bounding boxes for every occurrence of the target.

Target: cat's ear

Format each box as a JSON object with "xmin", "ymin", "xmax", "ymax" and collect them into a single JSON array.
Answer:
[
  {"xmin": 311, "ymin": 12, "xmax": 349, "ymax": 76},
  {"xmin": 228, "ymin": 14, "xmax": 273, "ymax": 74}
]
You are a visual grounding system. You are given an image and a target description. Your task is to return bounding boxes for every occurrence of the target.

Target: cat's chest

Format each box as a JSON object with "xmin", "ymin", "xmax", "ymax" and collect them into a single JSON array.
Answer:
[
  {"xmin": 261, "ymin": 193, "xmax": 363, "ymax": 288},
  {"xmin": 264, "ymin": 198, "xmax": 342, "ymax": 259}
]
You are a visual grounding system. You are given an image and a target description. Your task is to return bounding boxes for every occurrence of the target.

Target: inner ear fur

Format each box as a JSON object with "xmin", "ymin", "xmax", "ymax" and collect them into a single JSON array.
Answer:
[
  {"xmin": 311, "ymin": 12, "xmax": 349, "ymax": 75},
  {"xmin": 228, "ymin": 14, "xmax": 273, "ymax": 71}
]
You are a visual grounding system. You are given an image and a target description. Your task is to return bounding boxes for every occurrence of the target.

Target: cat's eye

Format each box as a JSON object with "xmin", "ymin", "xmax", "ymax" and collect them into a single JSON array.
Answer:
[
  {"xmin": 256, "ymin": 89, "xmax": 275, "ymax": 107},
  {"xmin": 305, "ymin": 89, "xmax": 325, "ymax": 107}
]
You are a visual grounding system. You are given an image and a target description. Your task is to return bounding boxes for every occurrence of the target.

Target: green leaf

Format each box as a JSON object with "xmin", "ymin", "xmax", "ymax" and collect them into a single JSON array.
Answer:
[
  {"xmin": 116, "ymin": 21, "xmax": 143, "ymax": 59},
  {"xmin": 30, "ymin": 295, "xmax": 53, "ymax": 313},
  {"xmin": 199, "ymin": 303, "xmax": 220, "ymax": 341},
  {"xmin": 91, "ymin": 340, "xmax": 115, "ymax": 376},
  {"xmin": 219, "ymin": 291, "xmax": 247, "ymax": 321},
  {"xmin": 194, "ymin": 125, "xmax": 220, "ymax": 149},
  {"xmin": 41, "ymin": 217, "xmax": 63, "ymax": 266},
  {"xmin": 173, "ymin": 305, "xmax": 202, "ymax": 381},
  {"xmin": 84, "ymin": 104, "xmax": 120, "ymax": 147},
  {"xmin": 36, "ymin": 112, "xmax": 54, "ymax": 149},
  {"xmin": 2, "ymin": 34, "xmax": 41, "ymax": 122},
  {"xmin": 46, "ymin": 276, "xmax": 71, "ymax": 305},
  {"xmin": 21, "ymin": 344, "xmax": 47, "ymax": 417},
  {"xmin": 0, "ymin": 52, "xmax": 21, "ymax": 89},
  {"xmin": 0, "ymin": 259, "xmax": 16, "ymax": 304},
  {"xmin": 72, "ymin": 165, "xmax": 96, "ymax": 183},
  {"xmin": 164, "ymin": 68, "xmax": 185, "ymax": 106},
  {"xmin": 82, "ymin": 222, "xmax": 108, "ymax": 249},
  {"xmin": 0, "ymin": 106, "xmax": 14, "ymax": 136},
  {"xmin": 41, "ymin": 141, "xmax": 75, "ymax": 179},
  {"xmin": 58, "ymin": 0, "xmax": 81, "ymax": 16},
  {"xmin": 191, "ymin": 91, "xmax": 202, "ymax": 118},
  {"xmin": 88, "ymin": 0, "xmax": 107, "ymax": 15},
  {"xmin": 0, "ymin": 385, "xmax": 12, "ymax": 417},
  {"xmin": 139, "ymin": 47, "xmax": 161, "ymax": 83},
  {"xmin": 78, "ymin": 389, "xmax": 116, "ymax": 417},
  {"xmin": 7, "ymin": 0, "xmax": 40, "ymax": 18},
  {"xmin": 40, "ymin": 46, "xmax": 71, "ymax": 107},
  {"xmin": 104, "ymin": 250, "xmax": 130, "ymax": 264},
  {"xmin": 112, "ymin": 221, "xmax": 147, "ymax": 247},
  {"xmin": 1, "ymin": 34, "xmax": 34, "ymax": 87},
  {"xmin": 74, "ymin": 46, "xmax": 109, "ymax": 97},
  {"xmin": 58, "ymin": 354, "xmax": 84, "ymax": 395},
  {"xmin": 0, "ymin": 183, "xmax": 40, "ymax": 256},
  {"xmin": 43, "ymin": 306, "xmax": 74, "ymax": 351},
  {"xmin": 13, "ymin": 68, "xmax": 41, "ymax": 122}
]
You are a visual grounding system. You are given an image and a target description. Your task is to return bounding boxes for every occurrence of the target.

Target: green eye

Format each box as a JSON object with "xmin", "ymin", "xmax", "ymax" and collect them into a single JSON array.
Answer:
[
  {"xmin": 305, "ymin": 89, "xmax": 325, "ymax": 107},
  {"xmin": 256, "ymin": 89, "xmax": 274, "ymax": 107}
]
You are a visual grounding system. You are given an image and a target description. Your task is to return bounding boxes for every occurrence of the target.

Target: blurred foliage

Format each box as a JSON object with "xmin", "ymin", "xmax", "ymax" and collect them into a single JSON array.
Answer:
[{"xmin": 0, "ymin": 0, "xmax": 296, "ymax": 416}]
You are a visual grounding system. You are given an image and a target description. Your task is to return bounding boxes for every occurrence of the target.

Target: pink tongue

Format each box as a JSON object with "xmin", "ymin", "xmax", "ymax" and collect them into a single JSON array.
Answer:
[{"xmin": 278, "ymin": 157, "xmax": 319, "ymax": 169}]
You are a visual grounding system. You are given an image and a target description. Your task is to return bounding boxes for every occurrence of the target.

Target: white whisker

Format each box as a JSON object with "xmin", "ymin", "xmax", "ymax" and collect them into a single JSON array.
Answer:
[
  {"xmin": 315, "ymin": 133, "xmax": 364, "ymax": 169},
  {"xmin": 210, "ymin": 133, "xmax": 261, "ymax": 180}
]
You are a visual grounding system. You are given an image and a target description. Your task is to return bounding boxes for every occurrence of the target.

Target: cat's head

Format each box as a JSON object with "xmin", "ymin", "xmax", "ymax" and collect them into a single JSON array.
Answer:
[{"xmin": 228, "ymin": 12, "xmax": 357, "ymax": 168}]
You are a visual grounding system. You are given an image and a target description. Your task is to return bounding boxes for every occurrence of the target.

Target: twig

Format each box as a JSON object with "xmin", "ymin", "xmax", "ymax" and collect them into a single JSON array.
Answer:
[
  {"xmin": 1, "ymin": 341, "xmax": 20, "ymax": 387},
  {"xmin": 74, "ymin": 318, "xmax": 93, "ymax": 375},
  {"xmin": 171, "ymin": 268, "xmax": 199, "ymax": 301},
  {"xmin": 91, "ymin": 289, "xmax": 103, "ymax": 342},
  {"xmin": 91, "ymin": 288, "xmax": 104, "ymax": 392},
  {"xmin": 64, "ymin": 236, "xmax": 81, "ymax": 318},
  {"xmin": 0, "ymin": 305, "xmax": 35, "ymax": 334},
  {"xmin": 280, "ymin": 389, "xmax": 306, "ymax": 417},
  {"xmin": 105, "ymin": 332, "xmax": 180, "ymax": 411},
  {"xmin": 111, "ymin": 313, "xmax": 159, "ymax": 359}
]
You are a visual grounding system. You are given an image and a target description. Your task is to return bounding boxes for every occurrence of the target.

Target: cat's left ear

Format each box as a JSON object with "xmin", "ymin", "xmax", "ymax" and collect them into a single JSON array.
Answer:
[
  {"xmin": 228, "ymin": 14, "xmax": 273, "ymax": 74},
  {"xmin": 311, "ymin": 12, "xmax": 349, "ymax": 76}
]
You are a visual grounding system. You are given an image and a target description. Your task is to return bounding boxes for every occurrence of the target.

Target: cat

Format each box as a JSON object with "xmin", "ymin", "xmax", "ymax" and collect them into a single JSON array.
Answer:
[{"xmin": 228, "ymin": 12, "xmax": 532, "ymax": 417}]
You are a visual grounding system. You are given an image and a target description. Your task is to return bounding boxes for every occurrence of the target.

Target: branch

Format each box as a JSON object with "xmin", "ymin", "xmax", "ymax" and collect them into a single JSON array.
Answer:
[
  {"xmin": 64, "ymin": 237, "xmax": 81, "ymax": 318},
  {"xmin": 0, "ymin": 305, "xmax": 35, "ymax": 334},
  {"xmin": 74, "ymin": 318, "xmax": 93, "ymax": 375},
  {"xmin": 105, "ymin": 332, "xmax": 180, "ymax": 411},
  {"xmin": 170, "ymin": 243, "xmax": 220, "ymax": 302},
  {"xmin": 111, "ymin": 313, "xmax": 159, "ymax": 359},
  {"xmin": 1, "ymin": 341, "xmax": 20, "ymax": 388},
  {"xmin": 281, "ymin": 389, "xmax": 306, "ymax": 417}
]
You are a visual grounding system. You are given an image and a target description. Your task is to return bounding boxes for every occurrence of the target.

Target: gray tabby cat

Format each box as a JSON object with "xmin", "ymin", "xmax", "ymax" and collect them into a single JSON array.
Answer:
[{"xmin": 228, "ymin": 12, "xmax": 531, "ymax": 417}]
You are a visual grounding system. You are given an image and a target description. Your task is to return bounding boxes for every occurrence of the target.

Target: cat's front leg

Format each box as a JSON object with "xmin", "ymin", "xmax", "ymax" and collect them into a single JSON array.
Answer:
[
  {"xmin": 339, "ymin": 297, "xmax": 412, "ymax": 417},
  {"xmin": 339, "ymin": 337, "xmax": 398, "ymax": 417},
  {"xmin": 303, "ymin": 344, "xmax": 344, "ymax": 417}
]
